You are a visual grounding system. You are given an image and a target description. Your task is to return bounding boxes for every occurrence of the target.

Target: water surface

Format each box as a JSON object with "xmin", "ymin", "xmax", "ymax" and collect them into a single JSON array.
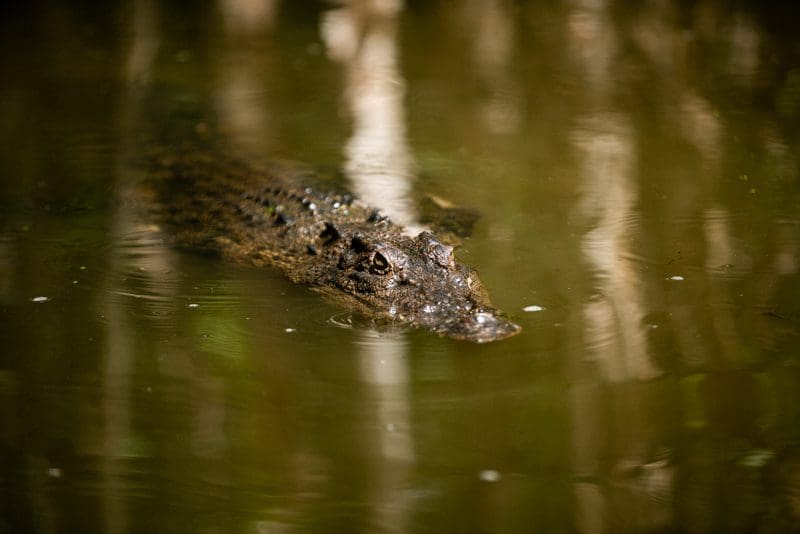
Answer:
[{"xmin": 2, "ymin": 1, "xmax": 800, "ymax": 532}]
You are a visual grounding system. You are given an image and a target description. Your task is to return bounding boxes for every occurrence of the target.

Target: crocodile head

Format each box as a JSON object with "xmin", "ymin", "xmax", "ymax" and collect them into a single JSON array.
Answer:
[{"xmin": 322, "ymin": 229, "xmax": 520, "ymax": 343}]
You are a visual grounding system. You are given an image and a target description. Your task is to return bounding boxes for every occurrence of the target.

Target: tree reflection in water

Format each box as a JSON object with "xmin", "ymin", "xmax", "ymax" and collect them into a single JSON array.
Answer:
[{"xmin": 0, "ymin": 0, "xmax": 798, "ymax": 532}]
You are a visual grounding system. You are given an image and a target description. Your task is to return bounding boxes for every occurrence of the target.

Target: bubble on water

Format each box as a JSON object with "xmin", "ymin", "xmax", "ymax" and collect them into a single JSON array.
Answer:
[
  {"xmin": 285, "ymin": 328, "xmax": 296, "ymax": 333},
  {"xmin": 523, "ymin": 304, "xmax": 545, "ymax": 312},
  {"xmin": 187, "ymin": 303, "xmax": 199, "ymax": 308},
  {"xmin": 31, "ymin": 296, "xmax": 49, "ymax": 303},
  {"xmin": 479, "ymin": 469, "xmax": 501, "ymax": 482},
  {"xmin": 668, "ymin": 275, "xmax": 685, "ymax": 281}
]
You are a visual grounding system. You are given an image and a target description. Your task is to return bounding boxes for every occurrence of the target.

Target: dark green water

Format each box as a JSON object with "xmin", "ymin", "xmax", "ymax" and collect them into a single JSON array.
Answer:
[{"xmin": 2, "ymin": 1, "xmax": 800, "ymax": 532}]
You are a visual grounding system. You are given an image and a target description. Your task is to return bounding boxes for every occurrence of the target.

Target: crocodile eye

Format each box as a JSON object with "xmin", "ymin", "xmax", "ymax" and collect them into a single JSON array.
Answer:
[{"xmin": 370, "ymin": 251, "xmax": 391, "ymax": 275}]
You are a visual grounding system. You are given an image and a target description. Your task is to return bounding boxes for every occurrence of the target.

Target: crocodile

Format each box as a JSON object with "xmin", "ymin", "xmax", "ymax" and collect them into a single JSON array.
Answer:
[{"xmin": 145, "ymin": 145, "xmax": 521, "ymax": 343}]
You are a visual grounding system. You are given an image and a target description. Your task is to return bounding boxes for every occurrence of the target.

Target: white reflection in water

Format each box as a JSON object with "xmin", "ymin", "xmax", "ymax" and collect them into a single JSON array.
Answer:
[
  {"xmin": 572, "ymin": 113, "xmax": 657, "ymax": 382},
  {"xmin": 571, "ymin": 111, "xmax": 672, "ymax": 533},
  {"xmin": 703, "ymin": 207, "xmax": 750, "ymax": 277},
  {"xmin": 102, "ymin": 1, "xmax": 165, "ymax": 530},
  {"xmin": 219, "ymin": 0, "xmax": 277, "ymax": 34},
  {"xmin": 762, "ymin": 125, "xmax": 798, "ymax": 192},
  {"xmin": 567, "ymin": 0, "xmax": 618, "ymax": 99},
  {"xmin": 566, "ymin": 3, "xmax": 676, "ymax": 529},
  {"xmin": 323, "ymin": 2, "xmax": 415, "ymax": 532},
  {"xmin": 629, "ymin": 0, "xmax": 682, "ymax": 77},
  {"xmin": 321, "ymin": 0, "xmax": 420, "ymax": 234},
  {"xmin": 678, "ymin": 92, "xmax": 722, "ymax": 176},
  {"xmin": 215, "ymin": 61, "xmax": 273, "ymax": 153},
  {"xmin": 728, "ymin": 13, "xmax": 760, "ymax": 85},
  {"xmin": 464, "ymin": 0, "xmax": 521, "ymax": 134},
  {"xmin": 124, "ymin": 0, "xmax": 158, "ymax": 86},
  {"xmin": 356, "ymin": 331, "xmax": 414, "ymax": 463},
  {"xmin": 774, "ymin": 223, "xmax": 799, "ymax": 276},
  {"xmin": 215, "ymin": 0, "xmax": 278, "ymax": 152}
]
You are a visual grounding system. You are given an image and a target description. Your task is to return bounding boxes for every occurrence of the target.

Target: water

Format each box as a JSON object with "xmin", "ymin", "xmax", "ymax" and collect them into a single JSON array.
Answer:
[{"xmin": 2, "ymin": 1, "xmax": 800, "ymax": 532}]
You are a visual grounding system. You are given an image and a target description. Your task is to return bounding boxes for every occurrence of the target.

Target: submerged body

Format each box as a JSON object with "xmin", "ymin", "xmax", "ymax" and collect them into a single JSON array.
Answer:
[{"xmin": 148, "ymin": 146, "xmax": 520, "ymax": 343}]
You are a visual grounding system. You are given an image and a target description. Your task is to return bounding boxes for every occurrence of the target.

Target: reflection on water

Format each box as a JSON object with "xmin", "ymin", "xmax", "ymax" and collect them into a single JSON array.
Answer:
[
  {"xmin": 325, "ymin": 4, "xmax": 416, "ymax": 532},
  {"xmin": 322, "ymin": 0, "xmax": 419, "ymax": 232},
  {"xmin": 465, "ymin": 0, "xmax": 521, "ymax": 135},
  {"xmin": 1, "ymin": 0, "xmax": 800, "ymax": 532},
  {"xmin": 572, "ymin": 113, "xmax": 655, "ymax": 381}
]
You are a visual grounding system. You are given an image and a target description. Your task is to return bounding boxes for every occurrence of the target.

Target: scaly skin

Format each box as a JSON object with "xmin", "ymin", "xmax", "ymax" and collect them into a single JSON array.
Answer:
[{"xmin": 148, "ymin": 146, "xmax": 520, "ymax": 343}]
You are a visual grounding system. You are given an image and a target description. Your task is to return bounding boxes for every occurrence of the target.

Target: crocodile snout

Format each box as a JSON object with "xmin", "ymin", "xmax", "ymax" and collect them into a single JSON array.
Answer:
[{"xmin": 442, "ymin": 309, "xmax": 521, "ymax": 343}]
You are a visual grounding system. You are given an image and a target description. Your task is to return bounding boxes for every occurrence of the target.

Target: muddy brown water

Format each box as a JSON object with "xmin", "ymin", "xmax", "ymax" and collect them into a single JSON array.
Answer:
[{"xmin": 1, "ymin": 2, "xmax": 799, "ymax": 532}]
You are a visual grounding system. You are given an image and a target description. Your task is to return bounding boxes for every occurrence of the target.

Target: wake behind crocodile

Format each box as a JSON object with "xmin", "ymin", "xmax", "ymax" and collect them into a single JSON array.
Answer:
[{"xmin": 145, "ymin": 145, "xmax": 520, "ymax": 343}]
